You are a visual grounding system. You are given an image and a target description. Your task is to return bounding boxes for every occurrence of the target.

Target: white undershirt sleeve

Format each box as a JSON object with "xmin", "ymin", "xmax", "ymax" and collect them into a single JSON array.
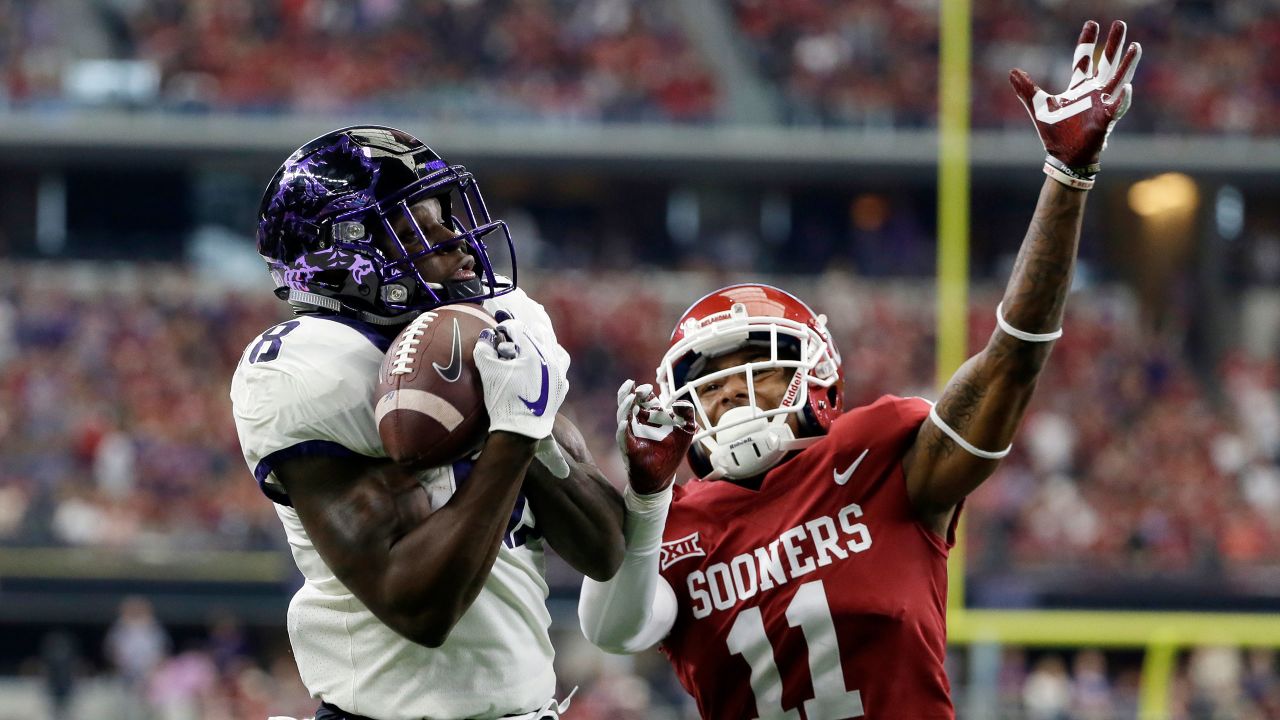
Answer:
[{"xmin": 578, "ymin": 485, "xmax": 678, "ymax": 654}]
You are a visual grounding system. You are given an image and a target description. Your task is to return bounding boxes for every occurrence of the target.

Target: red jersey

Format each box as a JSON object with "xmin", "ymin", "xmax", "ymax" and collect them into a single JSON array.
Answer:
[{"xmin": 657, "ymin": 396, "xmax": 957, "ymax": 720}]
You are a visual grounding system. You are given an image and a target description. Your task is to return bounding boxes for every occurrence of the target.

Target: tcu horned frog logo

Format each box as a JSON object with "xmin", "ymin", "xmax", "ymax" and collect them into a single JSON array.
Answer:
[{"xmin": 660, "ymin": 532, "xmax": 706, "ymax": 571}]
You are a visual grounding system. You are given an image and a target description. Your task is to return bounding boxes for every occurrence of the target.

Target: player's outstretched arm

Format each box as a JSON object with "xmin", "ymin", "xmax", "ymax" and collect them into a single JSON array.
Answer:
[
  {"xmin": 278, "ymin": 318, "xmax": 568, "ymax": 648},
  {"xmin": 521, "ymin": 414, "xmax": 626, "ymax": 581},
  {"xmin": 903, "ymin": 20, "xmax": 1141, "ymax": 535}
]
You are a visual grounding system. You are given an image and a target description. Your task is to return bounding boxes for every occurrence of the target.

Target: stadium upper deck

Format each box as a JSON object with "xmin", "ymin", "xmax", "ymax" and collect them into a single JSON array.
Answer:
[{"xmin": 2, "ymin": 0, "xmax": 1277, "ymax": 134}]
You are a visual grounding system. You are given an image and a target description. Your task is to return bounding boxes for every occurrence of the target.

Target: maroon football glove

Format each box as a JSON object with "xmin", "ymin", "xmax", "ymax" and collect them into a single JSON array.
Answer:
[
  {"xmin": 1010, "ymin": 20, "xmax": 1141, "ymax": 188},
  {"xmin": 615, "ymin": 380, "xmax": 695, "ymax": 496}
]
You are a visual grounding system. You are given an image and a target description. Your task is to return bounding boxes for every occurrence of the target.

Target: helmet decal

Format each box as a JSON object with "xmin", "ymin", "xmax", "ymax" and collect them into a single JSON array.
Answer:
[
  {"xmin": 277, "ymin": 248, "xmax": 375, "ymax": 292},
  {"xmin": 260, "ymin": 134, "xmax": 382, "ymax": 263}
]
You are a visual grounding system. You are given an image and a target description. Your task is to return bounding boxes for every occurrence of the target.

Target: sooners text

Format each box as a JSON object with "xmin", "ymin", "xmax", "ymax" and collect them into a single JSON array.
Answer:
[{"xmin": 686, "ymin": 503, "xmax": 871, "ymax": 619}]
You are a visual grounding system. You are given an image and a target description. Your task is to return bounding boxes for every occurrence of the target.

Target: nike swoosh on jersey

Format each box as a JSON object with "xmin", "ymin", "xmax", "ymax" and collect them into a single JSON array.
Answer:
[
  {"xmin": 834, "ymin": 448, "xmax": 870, "ymax": 486},
  {"xmin": 432, "ymin": 319, "xmax": 464, "ymax": 383},
  {"xmin": 519, "ymin": 341, "xmax": 550, "ymax": 417}
]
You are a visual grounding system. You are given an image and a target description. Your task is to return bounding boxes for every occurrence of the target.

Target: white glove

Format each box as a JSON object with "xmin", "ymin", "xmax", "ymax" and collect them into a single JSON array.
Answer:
[
  {"xmin": 489, "ymin": 293, "xmax": 572, "ymax": 373},
  {"xmin": 473, "ymin": 318, "xmax": 568, "ymax": 440}
]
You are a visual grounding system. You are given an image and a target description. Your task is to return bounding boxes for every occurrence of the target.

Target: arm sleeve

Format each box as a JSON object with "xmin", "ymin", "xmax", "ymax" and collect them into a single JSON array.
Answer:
[{"xmin": 578, "ymin": 485, "xmax": 678, "ymax": 654}]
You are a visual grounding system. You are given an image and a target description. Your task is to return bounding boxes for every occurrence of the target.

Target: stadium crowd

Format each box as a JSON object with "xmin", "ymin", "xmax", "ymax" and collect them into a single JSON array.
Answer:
[
  {"xmin": 0, "ymin": 0, "xmax": 716, "ymax": 122},
  {"xmin": 19, "ymin": 601, "xmax": 1280, "ymax": 719},
  {"xmin": 732, "ymin": 0, "xmax": 1280, "ymax": 134},
  {"xmin": 1, "ymin": 266, "xmax": 1278, "ymax": 586},
  {"xmin": 4, "ymin": 0, "xmax": 1280, "ymax": 133}
]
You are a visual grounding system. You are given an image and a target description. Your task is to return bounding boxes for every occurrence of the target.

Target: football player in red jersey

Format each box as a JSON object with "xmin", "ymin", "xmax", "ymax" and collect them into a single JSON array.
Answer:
[{"xmin": 578, "ymin": 20, "xmax": 1141, "ymax": 720}]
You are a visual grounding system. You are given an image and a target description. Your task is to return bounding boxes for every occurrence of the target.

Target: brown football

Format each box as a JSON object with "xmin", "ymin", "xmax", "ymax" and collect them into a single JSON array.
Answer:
[{"xmin": 375, "ymin": 304, "xmax": 497, "ymax": 469}]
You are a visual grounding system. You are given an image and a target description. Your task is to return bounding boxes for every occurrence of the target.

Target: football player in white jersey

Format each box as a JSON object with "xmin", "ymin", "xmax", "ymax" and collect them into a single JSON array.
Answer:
[{"xmin": 230, "ymin": 126, "xmax": 625, "ymax": 720}]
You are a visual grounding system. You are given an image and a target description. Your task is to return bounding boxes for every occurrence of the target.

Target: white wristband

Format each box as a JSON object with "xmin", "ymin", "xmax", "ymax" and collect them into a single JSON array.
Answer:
[
  {"xmin": 1044, "ymin": 162, "xmax": 1094, "ymax": 190},
  {"xmin": 996, "ymin": 302, "xmax": 1063, "ymax": 342},
  {"xmin": 928, "ymin": 404, "xmax": 1012, "ymax": 460},
  {"xmin": 1042, "ymin": 156, "xmax": 1096, "ymax": 191}
]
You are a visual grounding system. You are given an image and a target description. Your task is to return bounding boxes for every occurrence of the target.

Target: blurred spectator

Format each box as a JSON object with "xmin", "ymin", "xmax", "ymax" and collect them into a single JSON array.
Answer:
[
  {"xmin": 105, "ymin": 595, "xmax": 171, "ymax": 717},
  {"xmin": 39, "ymin": 630, "xmax": 81, "ymax": 720},
  {"xmin": 1071, "ymin": 649, "xmax": 1114, "ymax": 720},
  {"xmin": 1183, "ymin": 646, "xmax": 1251, "ymax": 719},
  {"xmin": 1243, "ymin": 649, "xmax": 1280, "ymax": 717},
  {"xmin": 205, "ymin": 610, "xmax": 251, "ymax": 678},
  {"xmin": 147, "ymin": 644, "xmax": 218, "ymax": 720},
  {"xmin": 1023, "ymin": 654, "xmax": 1072, "ymax": 720}
]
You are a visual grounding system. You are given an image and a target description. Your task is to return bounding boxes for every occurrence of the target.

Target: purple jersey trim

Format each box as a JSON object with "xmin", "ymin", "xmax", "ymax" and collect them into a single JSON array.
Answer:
[
  {"xmin": 254, "ymin": 440, "xmax": 363, "ymax": 507},
  {"xmin": 312, "ymin": 315, "xmax": 394, "ymax": 353}
]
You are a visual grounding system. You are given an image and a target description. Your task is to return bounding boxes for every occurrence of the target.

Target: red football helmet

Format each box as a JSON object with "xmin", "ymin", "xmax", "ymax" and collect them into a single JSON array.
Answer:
[{"xmin": 656, "ymin": 283, "xmax": 844, "ymax": 480}]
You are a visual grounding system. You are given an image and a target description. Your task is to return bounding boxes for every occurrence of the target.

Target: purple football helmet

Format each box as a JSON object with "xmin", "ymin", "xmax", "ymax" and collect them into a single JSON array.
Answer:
[{"xmin": 257, "ymin": 126, "xmax": 515, "ymax": 323}]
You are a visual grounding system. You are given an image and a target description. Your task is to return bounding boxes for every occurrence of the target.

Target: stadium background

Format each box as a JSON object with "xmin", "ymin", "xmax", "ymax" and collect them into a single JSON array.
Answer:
[{"xmin": 2, "ymin": 0, "xmax": 1279, "ymax": 717}]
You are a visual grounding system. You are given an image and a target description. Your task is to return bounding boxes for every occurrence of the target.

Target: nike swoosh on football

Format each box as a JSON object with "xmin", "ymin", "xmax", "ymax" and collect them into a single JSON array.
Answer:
[
  {"xmin": 432, "ymin": 318, "xmax": 464, "ymax": 383},
  {"xmin": 518, "ymin": 341, "xmax": 550, "ymax": 417},
  {"xmin": 834, "ymin": 448, "xmax": 870, "ymax": 486}
]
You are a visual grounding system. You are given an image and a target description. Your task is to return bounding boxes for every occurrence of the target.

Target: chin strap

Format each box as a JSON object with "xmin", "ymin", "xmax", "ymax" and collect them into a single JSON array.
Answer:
[
  {"xmin": 286, "ymin": 289, "xmax": 419, "ymax": 326},
  {"xmin": 702, "ymin": 407, "xmax": 822, "ymax": 481}
]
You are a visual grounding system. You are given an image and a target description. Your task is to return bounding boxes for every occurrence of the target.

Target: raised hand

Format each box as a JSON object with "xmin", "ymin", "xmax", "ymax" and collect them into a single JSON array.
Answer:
[
  {"xmin": 1010, "ymin": 20, "xmax": 1141, "ymax": 189},
  {"xmin": 615, "ymin": 380, "xmax": 695, "ymax": 495},
  {"xmin": 473, "ymin": 317, "xmax": 568, "ymax": 440}
]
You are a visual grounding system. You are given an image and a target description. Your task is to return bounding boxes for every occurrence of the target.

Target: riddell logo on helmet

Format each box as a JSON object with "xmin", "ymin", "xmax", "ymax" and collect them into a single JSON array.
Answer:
[{"xmin": 781, "ymin": 374, "xmax": 804, "ymax": 407}]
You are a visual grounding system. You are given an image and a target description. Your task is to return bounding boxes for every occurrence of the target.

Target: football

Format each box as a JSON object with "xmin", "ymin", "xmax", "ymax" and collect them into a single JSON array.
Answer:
[{"xmin": 375, "ymin": 304, "xmax": 497, "ymax": 469}]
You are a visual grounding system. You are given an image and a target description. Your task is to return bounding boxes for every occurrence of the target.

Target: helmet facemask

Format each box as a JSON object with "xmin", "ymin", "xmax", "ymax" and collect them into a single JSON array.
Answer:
[
  {"xmin": 349, "ymin": 163, "xmax": 514, "ymax": 314},
  {"xmin": 657, "ymin": 305, "xmax": 840, "ymax": 480}
]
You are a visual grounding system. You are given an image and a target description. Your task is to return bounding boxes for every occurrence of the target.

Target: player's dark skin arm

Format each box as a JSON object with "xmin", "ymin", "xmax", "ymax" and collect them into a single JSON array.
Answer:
[
  {"xmin": 522, "ymin": 414, "xmax": 625, "ymax": 581},
  {"xmin": 903, "ymin": 178, "xmax": 1083, "ymax": 535},
  {"xmin": 276, "ymin": 431, "xmax": 536, "ymax": 648}
]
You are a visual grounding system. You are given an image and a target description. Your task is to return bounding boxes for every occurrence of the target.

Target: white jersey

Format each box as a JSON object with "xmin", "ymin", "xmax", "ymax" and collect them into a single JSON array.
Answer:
[{"xmin": 230, "ymin": 289, "xmax": 564, "ymax": 720}]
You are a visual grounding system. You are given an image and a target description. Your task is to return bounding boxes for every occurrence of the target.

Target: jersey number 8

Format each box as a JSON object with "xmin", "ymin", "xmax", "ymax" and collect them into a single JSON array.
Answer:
[{"xmin": 249, "ymin": 321, "xmax": 301, "ymax": 364}]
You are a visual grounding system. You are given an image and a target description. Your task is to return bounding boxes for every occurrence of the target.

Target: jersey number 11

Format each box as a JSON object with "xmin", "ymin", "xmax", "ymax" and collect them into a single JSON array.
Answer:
[{"xmin": 726, "ymin": 579, "xmax": 864, "ymax": 719}]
